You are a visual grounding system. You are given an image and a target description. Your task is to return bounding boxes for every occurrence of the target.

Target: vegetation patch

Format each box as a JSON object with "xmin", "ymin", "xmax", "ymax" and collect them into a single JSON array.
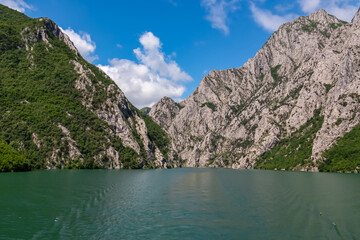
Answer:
[
  {"xmin": 138, "ymin": 111, "xmax": 170, "ymax": 159},
  {"xmin": 210, "ymin": 134, "xmax": 226, "ymax": 150},
  {"xmin": 230, "ymin": 103, "xmax": 246, "ymax": 115},
  {"xmin": 320, "ymin": 30, "xmax": 331, "ymax": 38},
  {"xmin": 293, "ymin": 63, "xmax": 300, "ymax": 72},
  {"xmin": 335, "ymin": 118, "xmax": 343, "ymax": 126},
  {"xmin": 301, "ymin": 20, "xmax": 318, "ymax": 33},
  {"xmin": 0, "ymin": 140, "xmax": 31, "ymax": 172},
  {"xmin": 207, "ymin": 152, "xmax": 233, "ymax": 167},
  {"xmin": 279, "ymin": 85, "xmax": 303, "ymax": 106},
  {"xmin": 329, "ymin": 22, "xmax": 343, "ymax": 30},
  {"xmin": 255, "ymin": 109, "xmax": 324, "ymax": 170},
  {"xmin": 270, "ymin": 64, "xmax": 282, "ymax": 86},
  {"xmin": 175, "ymin": 102, "xmax": 184, "ymax": 109},
  {"xmin": 225, "ymin": 86, "xmax": 232, "ymax": 93},
  {"xmin": 232, "ymin": 138, "xmax": 254, "ymax": 150},
  {"xmin": 201, "ymin": 102, "xmax": 217, "ymax": 112},
  {"xmin": 319, "ymin": 124, "xmax": 360, "ymax": 172},
  {"xmin": 324, "ymin": 84, "xmax": 333, "ymax": 93},
  {"xmin": 259, "ymin": 73, "xmax": 265, "ymax": 81},
  {"xmin": 349, "ymin": 93, "xmax": 360, "ymax": 103}
]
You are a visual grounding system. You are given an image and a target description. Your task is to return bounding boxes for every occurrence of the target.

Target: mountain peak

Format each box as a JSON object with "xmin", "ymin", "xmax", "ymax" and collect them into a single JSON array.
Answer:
[
  {"xmin": 312, "ymin": 9, "xmax": 327, "ymax": 16},
  {"xmin": 159, "ymin": 96, "xmax": 176, "ymax": 103},
  {"xmin": 308, "ymin": 9, "xmax": 338, "ymax": 24},
  {"xmin": 37, "ymin": 17, "xmax": 80, "ymax": 55},
  {"xmin": 149, "ymin": 96, "xmax": 182, "ymax": 130},
  {"xmin": 352, "ymin": 8, "xmax": 360, "ymax": 25}
]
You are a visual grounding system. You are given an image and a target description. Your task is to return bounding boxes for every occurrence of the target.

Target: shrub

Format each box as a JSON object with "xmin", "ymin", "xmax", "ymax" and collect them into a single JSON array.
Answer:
[
  {"xmin": 201, "ymin": 102, "xmax": 217, "ymax": 112},
  {"xmin": 255, "ymin": 109, "xmax": 324, "ymax": 170},
  {"xmin": 0, "ymin": 141, "xmax": 31, "ymax": 172},
  {"xmin": 138, "ymin": 111, "xmax": 170, "ymax": 158},
  {"xmin": 271, "ymin": 65, "xmax": 282, "ymax": 86},
  {"xmin": 319, "ymin": 125, "xmax": 360, "ymax": 172}
]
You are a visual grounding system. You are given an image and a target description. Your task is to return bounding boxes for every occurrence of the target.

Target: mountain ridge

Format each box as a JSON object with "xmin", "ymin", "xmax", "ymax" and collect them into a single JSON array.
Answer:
[{"xmin": 150, "ymin": 8, "xmax": 360, "ymax": 172}]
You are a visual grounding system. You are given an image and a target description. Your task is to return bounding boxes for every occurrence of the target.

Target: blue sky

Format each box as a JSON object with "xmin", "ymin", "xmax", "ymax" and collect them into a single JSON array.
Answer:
[{"xmin": 1, "ymin": 0, "xmax": 359, "ymax": 107}]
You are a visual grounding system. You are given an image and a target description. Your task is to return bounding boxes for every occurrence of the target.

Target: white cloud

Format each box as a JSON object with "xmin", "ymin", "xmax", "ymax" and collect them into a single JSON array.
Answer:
[
  {"xmin": 201, "ymin": 0, "xmax": 239, "ymax": 35},
  {"xmin": 138, "ymin": 31, "xmax": 161, "ymax": 50},
  {"xmin": 98, "ymin": 32, "xmax": 191, "ymax": 108},
  {"xmin": 250, "ymin": 0, "xmax": 358, "ymax": 32},
  {"xmin": 324, "ymin": 1, "xmax": 359, "ymax": 22},
  {"xmin": 134, "ymin": 32, "xmax": 192, "ymax": 82},
  {"xmin": 299, "ymin": 0, "xmax": 358, "ymax": 22},
  {"xmin": 60, "ymin": 27, "xmax": 98, "ymax": 63},
  {"xmin": 0, "ymin": 0, "xmax": 31, "ymax": 12},
  {"xmin": 250, "ymin": 3, "xmax": 297, "ymax": 32},
  {"xmin": 298, "ymin": 0, "xmax": 321, "ymax": 13}
]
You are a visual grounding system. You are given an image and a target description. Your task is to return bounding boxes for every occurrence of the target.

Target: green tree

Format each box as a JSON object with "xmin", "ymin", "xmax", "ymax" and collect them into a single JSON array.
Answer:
[{"xmin": 0, "ymin": 141, "xmax": 30, "ymax": 172}]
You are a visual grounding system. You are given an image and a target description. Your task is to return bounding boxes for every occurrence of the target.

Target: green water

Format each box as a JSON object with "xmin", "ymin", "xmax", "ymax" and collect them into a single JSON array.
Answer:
[{"xmin": 0, "ymin": 168, "xmax": 359, "ymax": 240}]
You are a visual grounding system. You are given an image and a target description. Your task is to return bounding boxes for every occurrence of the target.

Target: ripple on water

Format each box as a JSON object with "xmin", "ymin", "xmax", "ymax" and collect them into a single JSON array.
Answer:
[{"xmin": 0, "ymin": 169, "xmax": 359, "ymax": 240}]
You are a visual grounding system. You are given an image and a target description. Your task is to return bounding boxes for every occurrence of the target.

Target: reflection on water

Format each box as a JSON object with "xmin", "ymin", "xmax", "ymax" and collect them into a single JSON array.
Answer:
[{"xmin": 0, "ymin": 169, "xmax": 359, "ymax": 240}]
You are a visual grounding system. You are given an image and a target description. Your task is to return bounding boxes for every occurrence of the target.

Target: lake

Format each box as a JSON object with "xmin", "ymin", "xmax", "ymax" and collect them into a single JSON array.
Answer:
[{"xmin": 0, "ymin": 168, "xmax": 359, "ymax": 239}]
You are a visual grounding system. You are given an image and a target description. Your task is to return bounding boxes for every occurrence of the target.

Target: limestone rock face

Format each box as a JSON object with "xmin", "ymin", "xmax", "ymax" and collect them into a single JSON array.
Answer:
[
  {"xmin": 38, "ymin": 18, "xmax": 80, "ymax": 55},
  {"xmin": 149, "ymin": 97, "xmax": 182, "ymax": 130},
  {"xmin": 58, "ymin": 33, "xmax": 168, "ymax": 169},
  {"xmin": 150, "ymin": 9, "xmax": 360, "ymax": 170}
]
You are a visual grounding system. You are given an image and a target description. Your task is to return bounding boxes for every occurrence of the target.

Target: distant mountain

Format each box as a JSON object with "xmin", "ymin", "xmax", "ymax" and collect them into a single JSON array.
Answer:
[
  {"xmin": 0, "ymin": 4, "xmax": 178, "ymax": 171},
  {"xmin": 150, "ymin": 9, "xmax": 360, "ymax": 173}
]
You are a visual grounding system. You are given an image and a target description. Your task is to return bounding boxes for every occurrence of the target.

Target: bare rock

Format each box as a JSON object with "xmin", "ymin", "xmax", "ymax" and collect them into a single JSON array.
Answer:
[{"xmin": 150, "ymin": 9, "xmax": 360, "ymax": 169}]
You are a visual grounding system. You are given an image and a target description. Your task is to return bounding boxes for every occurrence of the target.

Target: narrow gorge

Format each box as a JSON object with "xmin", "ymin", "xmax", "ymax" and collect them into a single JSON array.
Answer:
[{"xmin": 1, "ymin": 4, "xmax": 360, "ymax": 173}]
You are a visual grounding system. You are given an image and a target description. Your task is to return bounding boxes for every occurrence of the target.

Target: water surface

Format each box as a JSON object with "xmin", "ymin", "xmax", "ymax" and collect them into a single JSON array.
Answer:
[{"xmin": 0, "ymin": 168, "xmax": 359, "ymax": 239}]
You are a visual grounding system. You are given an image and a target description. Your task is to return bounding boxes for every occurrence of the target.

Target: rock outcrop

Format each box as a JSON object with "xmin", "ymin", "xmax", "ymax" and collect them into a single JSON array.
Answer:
[{"xmin": 150, "ymin": 9, "xmax": 360, "ymax": 171}]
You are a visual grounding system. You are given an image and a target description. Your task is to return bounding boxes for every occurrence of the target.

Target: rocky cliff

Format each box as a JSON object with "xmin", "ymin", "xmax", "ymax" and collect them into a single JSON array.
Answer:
[
  {"xmin": 0, "ymin": 4, "xmax": 176, "ymax": 170},
  {"xmin": 150, "ymin": 9, "xmax": 360, "ymax": 172}
]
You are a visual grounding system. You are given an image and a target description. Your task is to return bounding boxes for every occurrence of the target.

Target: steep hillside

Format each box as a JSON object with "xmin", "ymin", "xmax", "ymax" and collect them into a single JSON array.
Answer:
[
  {"xmin": 0, "ymin": 5, "xmax": 177, "ymax": 171},
  {"xmin": 150, "ymin": 9, "xmax": 360, "ymax": 172}
]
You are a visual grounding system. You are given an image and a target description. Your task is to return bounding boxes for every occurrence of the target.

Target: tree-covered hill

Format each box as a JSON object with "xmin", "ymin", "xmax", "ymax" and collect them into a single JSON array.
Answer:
[{"xmin": 0, "ymin": 4, "xmax": 176, "ymax": 171}]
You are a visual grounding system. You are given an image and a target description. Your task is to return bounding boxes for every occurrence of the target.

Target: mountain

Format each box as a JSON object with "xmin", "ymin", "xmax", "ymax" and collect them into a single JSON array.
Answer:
[
  {"xmin": 150, "ymin": 9, "xmax": 360, "ymax": 173},
  {"xmin": 0, "ymin": 4, "xmax": 178, "ymax": 171}
]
